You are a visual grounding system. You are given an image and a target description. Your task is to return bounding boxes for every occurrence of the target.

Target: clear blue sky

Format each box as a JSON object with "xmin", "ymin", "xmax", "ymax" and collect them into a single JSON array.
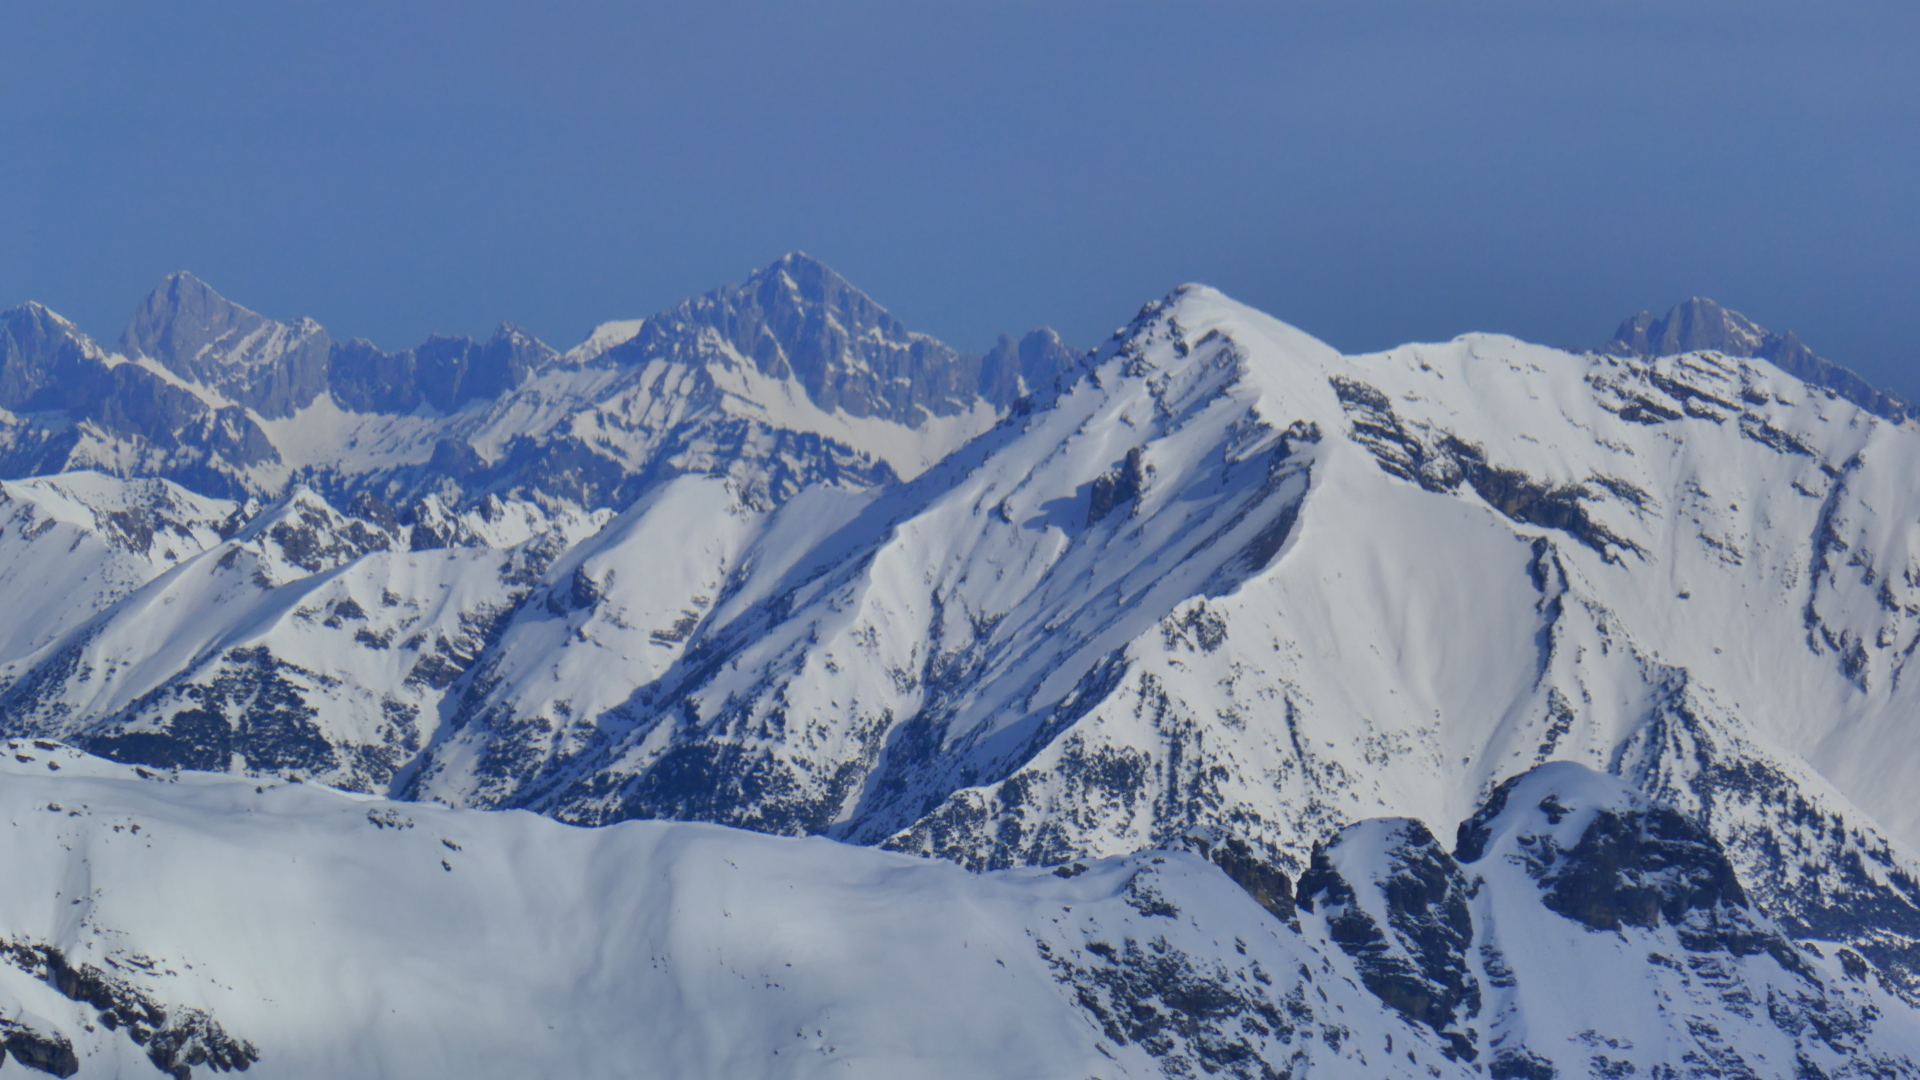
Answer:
[{"xmin": 2, "ymin": 1, "xmax": 1916, "ymax": 394}]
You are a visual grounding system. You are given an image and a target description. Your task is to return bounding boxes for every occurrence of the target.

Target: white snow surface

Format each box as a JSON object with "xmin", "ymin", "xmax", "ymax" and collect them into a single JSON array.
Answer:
[
  {"xmin": 0, "ymin": 742, "xmax": 1482, "ymax": 1080},
  {"xmin": 0, "ymin": 746, "xmax": 1911, "ymax": 1079}
]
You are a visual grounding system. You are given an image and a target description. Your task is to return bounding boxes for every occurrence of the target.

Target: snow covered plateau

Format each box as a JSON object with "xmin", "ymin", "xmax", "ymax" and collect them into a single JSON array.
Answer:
[{"xmin": 0, "ymin": 255, "xmax": 1917, "ymax": 1077}]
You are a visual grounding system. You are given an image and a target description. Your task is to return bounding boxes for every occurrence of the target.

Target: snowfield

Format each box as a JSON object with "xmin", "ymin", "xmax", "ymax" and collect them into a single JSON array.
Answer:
[{"xmin": 0, "ymin": 745, "xmax": 1913, "ymax": 1079}]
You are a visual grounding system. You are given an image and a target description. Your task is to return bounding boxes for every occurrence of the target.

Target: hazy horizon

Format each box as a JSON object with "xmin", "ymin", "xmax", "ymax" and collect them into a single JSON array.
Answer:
[{"xmin": 4, "ymin": 0, "xmax": 1915, "ymax": 394}]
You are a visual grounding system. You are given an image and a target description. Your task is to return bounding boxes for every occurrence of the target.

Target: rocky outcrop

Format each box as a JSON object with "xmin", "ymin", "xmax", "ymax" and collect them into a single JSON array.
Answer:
[
  {"xmin": 2, "ymin": 937, "xmax": 257, "ymax": 1079},
  {"xmin": 1603, "ymin": 297, "xmax": 1911, "ymax": 422},
  {"xmin": 0, "ymin": 1019, "xmax": 78, "ymax": 1077},
  {"xmin": 1297, "ymin": 819, "xmax": 1480, "ymax": 1060},
  {"xmin": 602, "ymin": 253, "xmax": 1075, "ymax": 424},
  {"xmin": 328, "ymin": 324, "xmax": 554, "ymax": 415},
  {"xmin": 122, "ymin": 272, "xmax": 331, "ymax": 419}
]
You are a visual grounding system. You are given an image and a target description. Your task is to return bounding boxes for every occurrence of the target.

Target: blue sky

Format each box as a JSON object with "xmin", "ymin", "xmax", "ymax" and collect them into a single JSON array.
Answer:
[{"xmin": 2, "ymin": 1, "xmax": 1915, "ymax": 394}]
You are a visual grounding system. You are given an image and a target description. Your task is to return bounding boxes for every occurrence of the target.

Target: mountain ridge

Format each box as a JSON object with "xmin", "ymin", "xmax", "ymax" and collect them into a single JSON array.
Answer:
[
  {"xmin": 1603, "ymin": 295, "xmax": 1912, "ymax": 423},
  {"xmin": 2, "ymin": 260, "xmax": 1920, "ymax": 1075},
  {"xmin": 0, "ymin": 256, "xmax": 1078, "ymax": 512},
  {"xmin": 0, "ymin": 743, "xmax": 1909, "ymax": 1079}
]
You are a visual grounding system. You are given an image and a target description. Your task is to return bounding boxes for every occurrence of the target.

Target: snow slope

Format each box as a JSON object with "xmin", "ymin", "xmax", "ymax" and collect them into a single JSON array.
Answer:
[{"xmin": 0, "ymin": 743, "xmax": 1907, "ymax": 1079}]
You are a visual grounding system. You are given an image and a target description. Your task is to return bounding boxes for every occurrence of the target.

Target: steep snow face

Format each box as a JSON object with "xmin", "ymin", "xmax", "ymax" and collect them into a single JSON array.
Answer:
[
  {"xmin": 0, "ymin": 484, "xmax": 610, "ymax": 795},
  {"xmin": 0, "ymin": 474, "xmax": 231, "ymax": 660},
  {"xmin": 0, "ymin": 748, "xmax": 1909, "ymax": 1080},
  {"xmin": 7, "ymin": 268, "xmax": 1920, "ymax": 1019},
  {"xmin": 408, "ymin": 288, "xmax": 1335, "ymax": 835}
]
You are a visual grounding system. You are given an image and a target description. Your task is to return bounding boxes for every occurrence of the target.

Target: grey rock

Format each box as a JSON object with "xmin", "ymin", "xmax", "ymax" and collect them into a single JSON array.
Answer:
[
  {"xmin": 601, "ymin": 252, "xmax": 1075, "ymax": 424},
  {"xmin": 1297, "ymin": 819, "xmax": 1480, "ymax": 1061},
  {"xmin": 1603, "ymin": 297, "xmax": 1910, "ymax": 422},
  {"xmin": 329, "ymin": 323, "xmax": 555, "ymax": 415},
  {"xmin": 0, "ymin": 300, "xmax": 279, "ymax": 497},
  {"xmin": 122, "ymin": 272, "xmax": 331, "ymax": 418}
]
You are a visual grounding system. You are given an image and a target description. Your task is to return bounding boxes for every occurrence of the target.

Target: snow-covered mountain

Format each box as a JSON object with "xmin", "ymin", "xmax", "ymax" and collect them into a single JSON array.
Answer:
[
  {"xmin": 0, "ymin": 254, "xmax": 1074, "ymax": 507},
  {"xmin": 1604, "ymin": 297, "xmax": 1913, "ymax": 422},
  {"xmin": 3, "ymin": 258, "xmax": 1920, "ymax": 1074},
  {"xmin": 0, "ymin": 744, "xmax": 1910, "ymax": 1079}
]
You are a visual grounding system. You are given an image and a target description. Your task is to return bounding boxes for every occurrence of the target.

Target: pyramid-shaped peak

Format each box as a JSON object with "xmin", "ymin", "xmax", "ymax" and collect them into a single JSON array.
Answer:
[
  {"xmin": 121, "ymin": 271, "xmax": 268, "ymax": 364},
  {"xmin": 758, "ymin": 251, "xmax": 843, "ymax": 285},
  {"xmin": 741, "ymin": 252, "xmax": 888, "ymax": 324},
  {"xmin": 146, "ymin": 270, "xmax": 261, "ymax": 321},
  {"xmin": 634, "ymin": 252, "xmax": 918, "ymax": 372},
  {"xmin": 1602, "ymin": 297, "xmax": 1768, "ymax": 360},
  {"xmin": 120, "ymin": 272, "xmax": 331, "ymax": 417},
  {"xmin": 3, "ymin": 300, "xmax": 80, "ymax": 333}
]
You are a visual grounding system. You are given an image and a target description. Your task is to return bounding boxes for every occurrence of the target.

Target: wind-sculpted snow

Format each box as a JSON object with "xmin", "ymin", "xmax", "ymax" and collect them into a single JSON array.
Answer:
[{"xmin": 0, "ymin": 738, "xmax": 1452, "ymax": 1080}]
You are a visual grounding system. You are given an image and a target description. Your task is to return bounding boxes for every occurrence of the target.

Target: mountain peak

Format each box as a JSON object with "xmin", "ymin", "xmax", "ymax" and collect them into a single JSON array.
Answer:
[
  {"xmin": 1603, "ymin": 297, "xmax": 1767, "ymax": 360},
  {"xmin": 2, "ymin": 300, "xmax": 83, "ymax": 338},
  {"xmin": 121, "ymin": 271, "xmax": 265, "ymax": 366},
  {"xmin": 607, "ymin": 254, "xmax": 1072, "ymax": 427},
  {"xmin": 761, "ymin": 250, "xmax": 833, "ymax": 278},
  {"xmin": 1602, "ymin": 297, "xmax": 1910, "ymax": 422},
  {"xmin": 739, "ymin": 251, "xmax": 903, "ymax": 343},
  {"xmin": 120, "ymin": 272, "xmax": 331, "ymax": 418}
]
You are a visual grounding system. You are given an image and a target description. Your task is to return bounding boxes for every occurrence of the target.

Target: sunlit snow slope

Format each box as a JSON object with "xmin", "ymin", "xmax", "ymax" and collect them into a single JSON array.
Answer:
[{"xmin": 0, "ymin": 744, "xmax": 1910, "ymax": 1079}]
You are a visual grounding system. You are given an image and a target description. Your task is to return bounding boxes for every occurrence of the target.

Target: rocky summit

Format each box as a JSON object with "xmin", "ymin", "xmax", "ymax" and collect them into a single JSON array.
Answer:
[{"xmin": 0, "ymin": 258, "xmax": 1917, "ymax": 1077}]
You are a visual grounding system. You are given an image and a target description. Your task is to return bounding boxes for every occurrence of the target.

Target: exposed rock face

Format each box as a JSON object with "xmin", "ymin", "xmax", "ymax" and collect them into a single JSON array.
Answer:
[
  {"xmin": 1459, "ymin": 770, "xmax": 1751, "ymax": 939},
  {"xmin": 328, "ymin": 324, "xmax": 555, "ymax": 415},
  {"xmin": 1604, "ymin": 296, "xmax": 1911, "ymax": 422},
  {"xmin": 122, "ymin": 272, "xmax": 331, "ymax": 419},
  {"xmin": 604, "ymin": 253, "xmax": 1075, "ymax": 424},
  {"xmin": 0, "ymin": 256, "xmax": 1076, "ymax": 521},
  {"xmin": 1, "ymin": 937, "xmax": 257, "ymax": 1080},
  {"xmin": 8, "ymin": 264, "xmax": 1920, "ymax": 1072},
  {"xmin": 1182, "ymin": 828, "xmax": 1297, "ymax": 927},
  {"xmin": 0, "ymin": 302, "xmax": 98, "ymax": 411},
  {"xmin": 1297, "ymin": 819, "xmax": 1480, "ymax": 1060},
  {"xmin": 1452, "ymin": 763, "xmax": 1919, "ymax": 1080},
  {"xmin": 0, "ymin": 299, "xmax": 280, "ymax": 499},
  {"xmin": 1255, "ymin": 763, "xmax": 1920, "ymax": 1079},
  {"xmin": 0, "ymin": 1019, "xmax": 79, "ymax": 1077}
]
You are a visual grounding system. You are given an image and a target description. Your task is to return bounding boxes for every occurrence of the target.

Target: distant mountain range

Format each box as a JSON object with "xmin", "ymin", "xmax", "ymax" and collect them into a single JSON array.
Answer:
[
  {"xmin": 0, "ymin": 258, "xmax": 1917, "ymax": 1077},
  {"xmin": 0, "ymin": 254, "xmax": 1075, "ymax": 506}
]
